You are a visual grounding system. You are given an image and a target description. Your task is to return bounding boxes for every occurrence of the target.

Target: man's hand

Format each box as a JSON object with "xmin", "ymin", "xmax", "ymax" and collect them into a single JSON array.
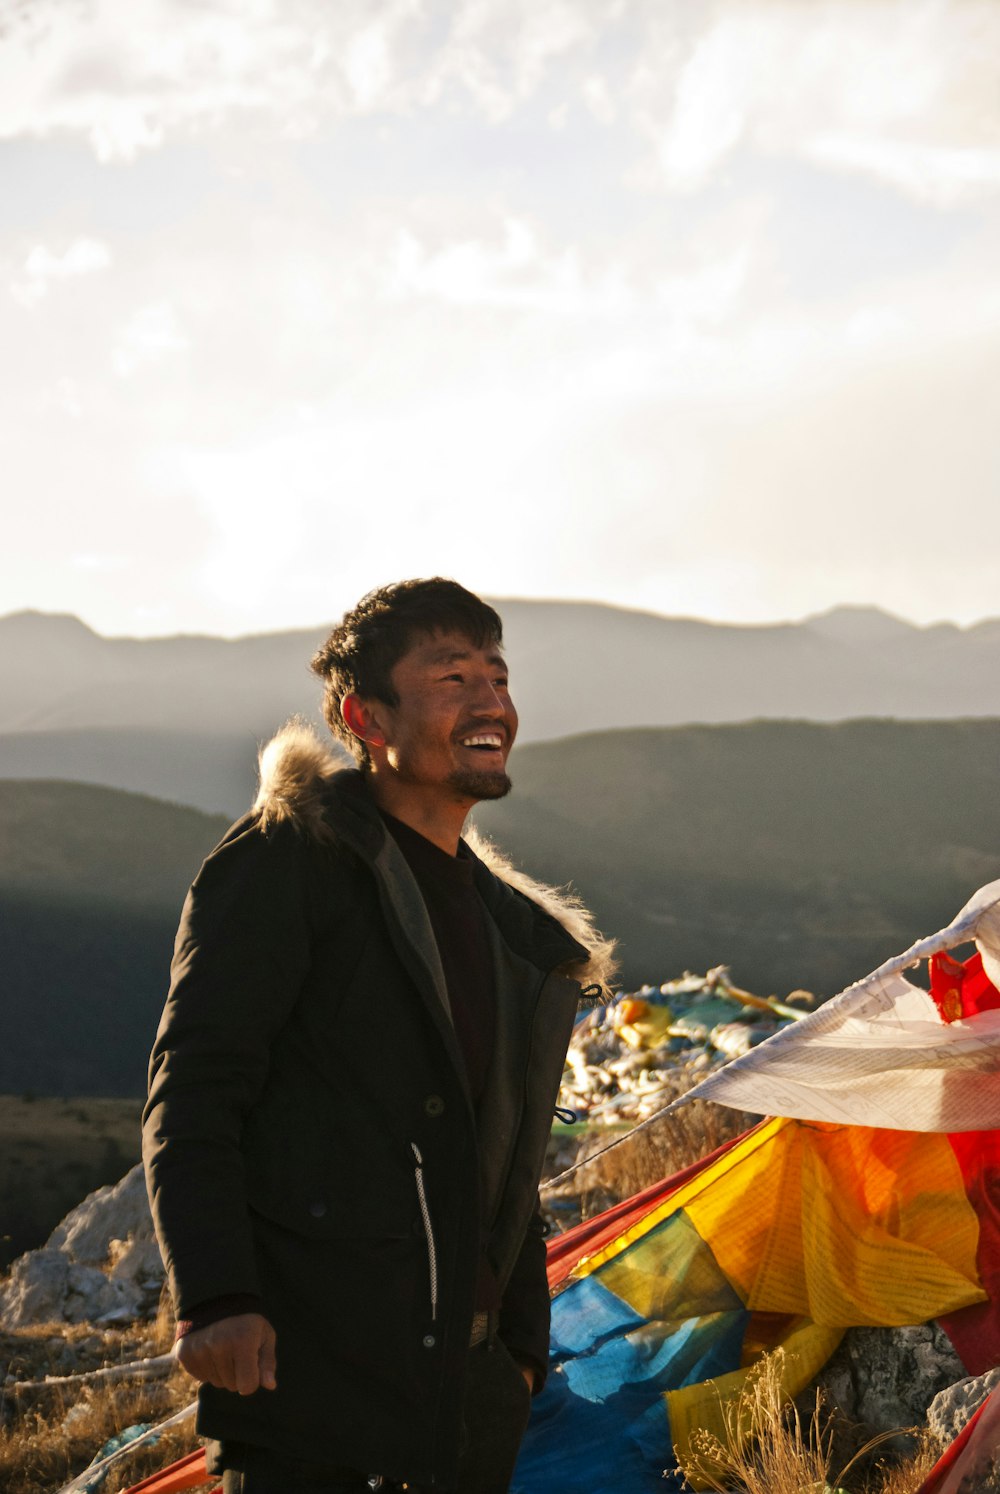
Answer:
[
  {"xmin": 175, "ymin": 1312, "xmax": 277, "ymax": 1395},
  {"xmin": 516, "ymin": 1361, "xmax": 536, "ymax": 1394}
]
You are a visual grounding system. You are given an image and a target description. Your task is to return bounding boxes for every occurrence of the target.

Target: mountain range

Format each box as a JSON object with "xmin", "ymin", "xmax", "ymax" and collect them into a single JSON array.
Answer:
[{"xmin": 3, "ymin": 600, "xmax": 999, "ymax": 815}]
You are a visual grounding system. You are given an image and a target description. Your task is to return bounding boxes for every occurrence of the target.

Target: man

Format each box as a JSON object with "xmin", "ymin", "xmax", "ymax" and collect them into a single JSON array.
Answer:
[{"xmin": 143, "ymin": 578, "xmax": 614, "ymax": 1493}]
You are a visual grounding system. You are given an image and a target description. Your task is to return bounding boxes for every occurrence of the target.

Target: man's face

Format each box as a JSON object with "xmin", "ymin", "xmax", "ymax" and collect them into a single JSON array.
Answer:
[{"xmin": 374, "ymin": 629, "xmax": 518, "ymax": 805}]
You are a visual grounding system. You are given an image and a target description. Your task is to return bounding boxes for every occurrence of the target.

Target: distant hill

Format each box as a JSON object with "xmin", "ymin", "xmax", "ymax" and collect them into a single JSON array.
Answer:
[
  {"xmin": 3, "ymin": 604, "xmax": 1000, "ymax": 783},
  {"xmin": 0, "ymin": 782, "xmax": 228, "ymax": 1097},
  {"xmin": 474, "ymin": 717, "xmax": 1000, "ymax": 1000},
  {"xmin": 3, "ymin": 717, "xmax": 999, "ymax": 1098},
  {"xmin": 0, "ymin": 610, "xmax": 325, "ymax": 739},
  {"xmin": 0, "ymin": 729, "xmax": 268, "ymax": 817}
]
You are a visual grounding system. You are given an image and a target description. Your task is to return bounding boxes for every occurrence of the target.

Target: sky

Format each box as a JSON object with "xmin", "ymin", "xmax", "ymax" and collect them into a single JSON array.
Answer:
[{"xmin": 2, "ymin": 0, "xmax": 999, "ymax": 638}]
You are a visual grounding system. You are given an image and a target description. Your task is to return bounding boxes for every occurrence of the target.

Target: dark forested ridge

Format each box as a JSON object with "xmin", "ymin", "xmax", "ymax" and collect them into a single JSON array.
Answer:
[
  {"xmin": 477, "ymin": 716, "xmax": 1000, "ymax": 997},
  {"xmin": 0, "ymin": 782, "xmax": 228, "ymax": 1097},
  {"xmin": 2, "ymin": 716, "xmax": 999, "ymax": 1097}
]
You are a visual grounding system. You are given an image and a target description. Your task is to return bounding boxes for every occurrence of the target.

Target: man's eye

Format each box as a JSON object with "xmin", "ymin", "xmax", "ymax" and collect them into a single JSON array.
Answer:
[{"xmin": 494, "ymin": 678, "xmax": 509, "ymax": 689}]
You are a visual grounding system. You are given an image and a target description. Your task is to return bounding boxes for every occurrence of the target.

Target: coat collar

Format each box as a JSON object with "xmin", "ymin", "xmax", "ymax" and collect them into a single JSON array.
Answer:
[{"xmin": 253, "ymin": 720, "xmax": 617, "ymax": 990}]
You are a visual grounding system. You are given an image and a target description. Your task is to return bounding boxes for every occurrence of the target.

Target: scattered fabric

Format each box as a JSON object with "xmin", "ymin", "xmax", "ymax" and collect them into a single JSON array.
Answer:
[{"xmin": 515, "ymin": 1115, "xmax": 990, "ymax": 1492}]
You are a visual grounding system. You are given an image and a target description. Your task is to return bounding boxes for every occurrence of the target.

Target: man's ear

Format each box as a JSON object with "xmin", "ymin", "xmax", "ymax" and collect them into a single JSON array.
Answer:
[{"xmin": 341, "ymin": 693, "xmax": 386, "ymax": 749}]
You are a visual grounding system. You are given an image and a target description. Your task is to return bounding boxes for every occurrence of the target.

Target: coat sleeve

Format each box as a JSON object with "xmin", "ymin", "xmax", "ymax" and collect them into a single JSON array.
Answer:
[
  {"xmin": 497, "ymin": 1197, "xmax": 551, "ymax": 1390},
  {"xmin": 142, "ymin": 817, "xmax": 319, "ymax": 1318}
]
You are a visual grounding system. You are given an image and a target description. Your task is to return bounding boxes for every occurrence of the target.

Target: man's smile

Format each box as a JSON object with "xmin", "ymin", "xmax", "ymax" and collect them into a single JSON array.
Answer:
[{"xmin": 458, "ymin": 732, "xmax": 505, "ymax": 753}]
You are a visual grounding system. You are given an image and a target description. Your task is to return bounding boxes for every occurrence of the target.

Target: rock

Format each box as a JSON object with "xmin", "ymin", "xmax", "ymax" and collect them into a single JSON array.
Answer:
[
  {"xmin": 926, "ymin": 1366, "xmax": 1000, "ymax": 1448},
  {"xmin": 108, "ymin": 1231, "xmax": 167, "ymax": 1296},
  {"xmin": 47, "ymin": 1164, "xmax": 152, "ymax": 1264},
  {"xmin": 0, "ymin": 1163, "xmax": 164, "ymax": 1329},
  {"xmin": 0, "ymin": 1249, "xmax": 70, "ymax": 1328},
  {"xmin": 64, "ymin": 1263, "xmax": 129, "ymax": 1324},
  {"xmin": 814, "ymin": 1323, "xmax": 966, "ymax": 1433},
  {"xmin": 61, "ymin": 1399, "xmax": 93, "ymax": 1433}
]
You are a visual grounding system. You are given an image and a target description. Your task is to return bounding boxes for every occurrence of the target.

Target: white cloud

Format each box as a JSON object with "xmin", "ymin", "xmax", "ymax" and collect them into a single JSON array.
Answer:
[
  {"xmin": 654, "ymin": 251, "xmax": 747, "ymax": 327},
  {"xmin": 0, "ymin": 0, "xmax": 423, "ymax": 159},
  {"xmin": 652, "ymin": 23, "xmax": 747, "ymax": 190},
  {"xmin": 389, "ymin": 218, "xmax": 632, "ymax": 315},
  {"xmin": 0, "ymin": 0, "xmax": 603, "ymax": 158},
  {"xmin": 804, "ymin": 134, "xmax": 1000, "ymax": 208},
  {"xmin": 5, "ymin": 0, "xmax": 996, "ymax": 214},
  {"xmin": 25, "ymin": 239, "xmax": 112, "ymax": 279},
  {"xmin": 580, "ymin": 74, "xmax": 616, "ymax": 125},
  {"xmin": 113, "ymin": 301, "xmax": 189, "ymax": 376},
  {"xmin": 342, "ymin": 15, "xmax": 397, "ymax": 108},
  {"xmin": 9, "ymin": 237, "xmax": 112, "ymax": 307},
  {"xmin": 640, "ymin": 0, "xmax": 1000, "ymax": 204},
  {"xmin": 434, "ymin": 0, "xmax": 601, "ymax": 119}
]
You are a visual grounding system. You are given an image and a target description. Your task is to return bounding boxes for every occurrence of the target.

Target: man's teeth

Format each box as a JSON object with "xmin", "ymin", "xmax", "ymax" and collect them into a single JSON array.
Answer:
[{"xmin": 461, "ymin": 735, "xmax": 502, "ymax": 748}]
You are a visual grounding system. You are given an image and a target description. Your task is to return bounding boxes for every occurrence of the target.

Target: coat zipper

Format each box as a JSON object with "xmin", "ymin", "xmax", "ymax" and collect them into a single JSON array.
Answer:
[{"xmin": 410, "ymin": 1142, "xmax": 438, "ymax": 1322}]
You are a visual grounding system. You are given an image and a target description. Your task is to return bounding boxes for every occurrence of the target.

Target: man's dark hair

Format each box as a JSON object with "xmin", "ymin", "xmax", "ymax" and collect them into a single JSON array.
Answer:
[{"xmin": 311, "ymin": 578, "xmax": 504, "ymax": 768}]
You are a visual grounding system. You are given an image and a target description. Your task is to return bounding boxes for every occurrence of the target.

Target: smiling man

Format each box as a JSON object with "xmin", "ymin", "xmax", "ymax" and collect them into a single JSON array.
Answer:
[{"xmin": 143, "ymin": 578, "xmax": 615, "ymax": 1494}]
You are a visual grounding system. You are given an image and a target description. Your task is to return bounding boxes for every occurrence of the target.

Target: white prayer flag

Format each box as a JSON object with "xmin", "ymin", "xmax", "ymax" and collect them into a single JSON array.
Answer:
[{"xmin": 676, "ymin": 879, "xmax": 1000, "ymax": 1132}]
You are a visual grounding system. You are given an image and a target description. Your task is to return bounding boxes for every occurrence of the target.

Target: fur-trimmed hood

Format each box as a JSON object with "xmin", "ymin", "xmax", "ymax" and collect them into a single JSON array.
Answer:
[{"xmin": 254, "ymin": 720, "xmax": 618, "ymax": 992}]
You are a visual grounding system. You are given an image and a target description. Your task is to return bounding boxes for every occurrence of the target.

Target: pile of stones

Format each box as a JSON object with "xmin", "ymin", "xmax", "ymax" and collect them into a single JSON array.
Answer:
[
  {"xmin": 558, "ymin": 967, "xmax": 809, "ymax": 1126},
  {"xmin": 0, "ymin": 1166, "xmax": 162, "ymax": 1332}
]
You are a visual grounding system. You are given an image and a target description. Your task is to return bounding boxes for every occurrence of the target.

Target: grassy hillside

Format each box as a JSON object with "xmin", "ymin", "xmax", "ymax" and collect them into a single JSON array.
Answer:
[
  {"xmin": 2, "ymin": 717, "xmax": 999, "ymax": 1098},
  {"xmin": 474, "ymin": 717, "xmax": 1000, "ymax": 996},
  {"xmin": 0, "ymin": 778, "xmax": 229, "ymax": 905},
  {"xmin": 0, "ymin": 782, "xmax": 228, "ymax": 1097}
]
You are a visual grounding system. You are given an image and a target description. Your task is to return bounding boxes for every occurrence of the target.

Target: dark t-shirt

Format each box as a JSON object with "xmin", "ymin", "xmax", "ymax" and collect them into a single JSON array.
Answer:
[{"xmin": 378, "ymin": 810, "xmax": 497, "ymax": 1104}]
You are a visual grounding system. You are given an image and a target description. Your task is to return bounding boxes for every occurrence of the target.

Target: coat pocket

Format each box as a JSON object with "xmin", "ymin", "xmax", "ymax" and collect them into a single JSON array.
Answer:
[{"xmin": 245, "ymin": 1173, "xmax": 414, "ymax": 1241}]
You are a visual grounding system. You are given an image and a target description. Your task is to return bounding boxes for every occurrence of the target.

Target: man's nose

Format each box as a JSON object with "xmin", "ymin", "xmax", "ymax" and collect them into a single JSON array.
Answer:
[{"xmin": 469, "ymin": 678, "xmax": 506, "ymax": 715}]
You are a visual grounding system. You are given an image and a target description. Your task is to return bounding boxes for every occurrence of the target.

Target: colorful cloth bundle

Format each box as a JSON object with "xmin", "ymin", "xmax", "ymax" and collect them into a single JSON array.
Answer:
[{"xmin": 515, "ymin": 1115, "xmax": 995, "ymax": 1492}]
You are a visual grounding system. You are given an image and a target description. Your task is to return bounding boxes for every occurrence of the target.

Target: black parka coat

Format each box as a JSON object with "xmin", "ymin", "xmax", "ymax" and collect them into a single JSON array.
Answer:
[{"xmin": 143, "ymin": 734, "xmax": 607, "ymax": 1486}]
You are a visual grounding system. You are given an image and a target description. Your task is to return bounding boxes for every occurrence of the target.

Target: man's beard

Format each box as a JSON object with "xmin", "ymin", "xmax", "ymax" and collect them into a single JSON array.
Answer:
[{"xmin": 448, "ymin": 767, "xmax": 513, "ymax": 801}]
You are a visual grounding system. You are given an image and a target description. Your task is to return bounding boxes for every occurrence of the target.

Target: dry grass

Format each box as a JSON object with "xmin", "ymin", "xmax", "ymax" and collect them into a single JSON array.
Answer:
[
  {"xmin": 582, "ymin": 1099, "xmax": 756, "ymax": 1200},
  {"xmin": 866, "ymin": 1437, "xmax": 940, "ymax": 1494},
  {"xmin": 676, "ymin": 1349, "xmax": 939, "ymax": 1494},
  {"xmin": 543, "ymin": 1096, "xmax": 756, "ymax": 1228},
  {"xmin": 678, "ymin": 1350, "xmax": 853, "ymax": 1494},
  {"xmin": 0, "ymin": 1291, "xmax": 206, "ymax": 1494}
]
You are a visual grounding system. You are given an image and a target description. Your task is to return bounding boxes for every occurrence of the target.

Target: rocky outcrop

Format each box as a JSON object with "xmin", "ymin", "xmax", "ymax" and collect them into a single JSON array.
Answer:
[
  {"xmin": 812, "ymin": 1322, "xmax": 967, "ymax": 1433},
  {"xmin": 0, "ymin": 1165, "xmax": 163, "ymax": 1329},
  {"xmin": 926, "ymin": 1366, "xmax": 1000, "ymax": 1447}
]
